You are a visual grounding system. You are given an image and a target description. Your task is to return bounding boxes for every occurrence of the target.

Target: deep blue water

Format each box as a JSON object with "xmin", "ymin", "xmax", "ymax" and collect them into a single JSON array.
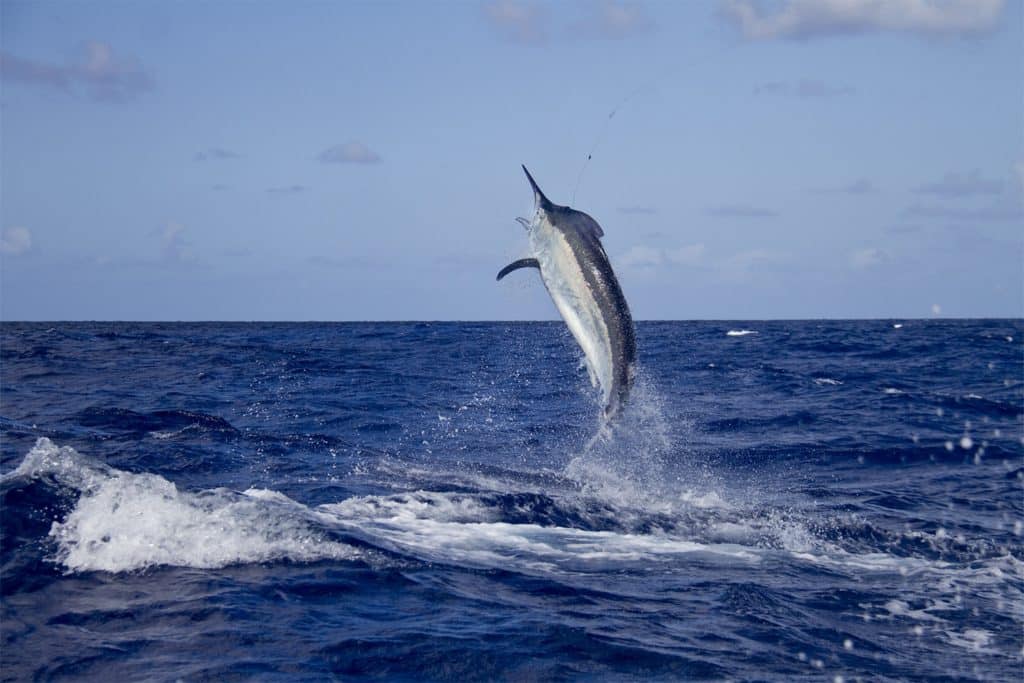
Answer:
[{"xmin": 1, "ymin": 320, "xmax": 1022, "ymax": 681}]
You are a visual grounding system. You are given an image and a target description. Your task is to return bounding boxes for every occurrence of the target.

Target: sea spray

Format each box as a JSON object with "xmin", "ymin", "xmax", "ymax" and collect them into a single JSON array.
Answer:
[{"xmin": 564, "ymin": 369, "xmax": 713, "ymax": 515}]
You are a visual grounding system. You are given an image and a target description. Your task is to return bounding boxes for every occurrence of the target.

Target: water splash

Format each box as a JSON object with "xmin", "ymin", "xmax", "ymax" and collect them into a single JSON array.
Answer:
[
  {"xmin": 7, "ymin": 438, "xmax": 358, "ymax": 573},
  {"xmin": 564, "ymin": 369, "xmax": 712, "ymax": 515}
]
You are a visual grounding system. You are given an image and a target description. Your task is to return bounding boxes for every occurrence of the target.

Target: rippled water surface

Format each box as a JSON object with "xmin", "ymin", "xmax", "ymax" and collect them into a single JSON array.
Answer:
[{"xmin": 2, "ymin": 320, "xmax": 1022, "ymax": 681}]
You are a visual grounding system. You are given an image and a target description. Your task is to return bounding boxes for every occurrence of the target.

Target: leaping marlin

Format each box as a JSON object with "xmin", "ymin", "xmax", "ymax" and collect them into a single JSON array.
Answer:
[{"xmin": 498, "ymin": 166, "xmax": 636, "ymax": 419}]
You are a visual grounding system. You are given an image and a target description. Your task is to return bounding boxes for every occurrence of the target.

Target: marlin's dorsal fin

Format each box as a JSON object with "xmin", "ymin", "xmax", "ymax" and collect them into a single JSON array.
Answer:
[{"xmin": 496, "ymin": 258, "xmax": 540, "ymax": 281}]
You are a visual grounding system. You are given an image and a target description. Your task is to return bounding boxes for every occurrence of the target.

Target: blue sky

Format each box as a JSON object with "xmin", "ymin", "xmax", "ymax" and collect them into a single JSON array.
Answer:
[{"xmin": 1, "ymin": 0, "xmax": 1021, "ymax": 320}]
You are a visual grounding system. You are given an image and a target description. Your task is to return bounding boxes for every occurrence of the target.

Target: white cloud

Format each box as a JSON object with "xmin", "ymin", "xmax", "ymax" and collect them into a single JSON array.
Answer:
[
  {"xmin": 194, "ymin": 147, "xmax": 242, "ymax": 162},
  {"xmin": 620, "ymin": 243, "xmax": 706, "ymax": 269},
  {"xmin": 619, "ymin": 243, "xmax": 790, "ymax": 283},
  {"xmin": 484, "ymin": 1, "xmax": 548, "ymax": 44},
  {"xmin": 914, "ymin": 170, "xmax": 1003, "ymax": 198},
  {"xmin": 850, "ymin": 247, "xmax": 891, "ymax": 269},
  {"xmin": 1, "ymin": 41, "xmax": 153, "ymax": 102},
  {"xmin": 812, "ymin": 178, "xmax": 875, "ymax": 194},
  {"xmin": 707, "ymin": 204, "xmax": 779, "ymax": 218},
  {"xmin": 161, "ymin": 221, "xmax": 190, "ymax": 263},
  {"xmin": 318, "ymin": 142, "xmax": 381, "ymax": 164},
  {"xmin": 721, "ymin": 0, "xmax": 1006, "ymax": 40},
  {"xmin": 0, "ymin": 226, "xmax": 32, "ymax": 255},
  {"xmin": 620, "ymin": 245, "xmax": 666, "ymax": 268},
  {"xmin": 903, "ymin": 203, "xmax": 1023, "ymax": 222},
  {"xmin": 577, "ymin": 1, "xmax": 653, "ymax": 39},
  {"xmin": 754, "ymin": 79, "xmax": 854, "ymax": 98},
  {"xmin": 266, "ymin": 185, "xmax": 307, "ymax": 195},
  {"xmin": 719, "ymin": 248, "xmax": 788, "ymax": 280},
  {"xmin": 666, "ymin": 243, "xmax": 706, "ymax": 266}
]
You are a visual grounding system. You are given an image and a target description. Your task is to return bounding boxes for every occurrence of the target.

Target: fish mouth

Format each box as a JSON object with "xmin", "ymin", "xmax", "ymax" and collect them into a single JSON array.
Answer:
[{"xmin": 522, "ymin": 165, "xmax": 554, "ymax": 213}]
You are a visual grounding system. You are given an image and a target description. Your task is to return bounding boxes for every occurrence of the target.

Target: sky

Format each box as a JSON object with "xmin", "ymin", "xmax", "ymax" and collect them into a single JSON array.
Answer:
[{"xmin": 1, "ymin": 0, "xmax": 1021, "ymax": 321}]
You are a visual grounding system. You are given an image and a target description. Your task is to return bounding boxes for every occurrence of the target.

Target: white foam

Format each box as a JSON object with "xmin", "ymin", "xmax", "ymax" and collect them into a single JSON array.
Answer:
[
  {"xmin": 944, "ymin": 629, "xmax": 995, "ymax": 653},
  {"xmin": 10, "ymin": 438, "xmax": 359, "ymax": 573},
  {"xmin": 12, "ymin": 434, "xmax": 1024, "ymax": 634},
  {"xmin": 882, "ymin": 387, "xmax": 904, "ymax": 395},
  {"xmin": 814, "ymin": 378, "xmax": 843, "ymax": 386},
  {"xmin": 318, "ymin": 492, "xmax": 762, "ymax": 573},
  {"xmin": 678, "ymin": 489, "xmax": 730, "ymax": 510},
  {"xmin": 882, "ymin": 599, "xmax": 935, "ymax": 620},
  {"xmin": 726, "ymin": 329, "xmax": 758, "ymax": 337}
]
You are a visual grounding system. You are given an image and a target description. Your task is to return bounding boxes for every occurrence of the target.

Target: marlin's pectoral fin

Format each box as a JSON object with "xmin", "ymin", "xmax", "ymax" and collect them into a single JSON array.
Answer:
[{"xmin": 496, "ymin": 258, "xmax": 540, "ymax": 281}]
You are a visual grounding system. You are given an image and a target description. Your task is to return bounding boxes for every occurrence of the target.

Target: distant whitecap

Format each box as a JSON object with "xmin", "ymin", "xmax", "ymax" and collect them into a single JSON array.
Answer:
[{"xmin": 726, "ymin": 329, "xmax": 757, "ymax": 337}]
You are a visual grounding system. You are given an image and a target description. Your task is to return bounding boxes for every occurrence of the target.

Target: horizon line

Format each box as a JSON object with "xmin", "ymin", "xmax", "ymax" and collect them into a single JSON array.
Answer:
[{"xmin": 2, "ymin": 317, "xmax": 1021, "ymax": 324}]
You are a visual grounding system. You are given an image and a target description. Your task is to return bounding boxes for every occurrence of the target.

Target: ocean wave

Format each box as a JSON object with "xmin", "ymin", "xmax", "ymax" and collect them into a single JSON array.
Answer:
[{"xmin": 5, "ymin": 438, "xmax": 358, "ymax": 572}]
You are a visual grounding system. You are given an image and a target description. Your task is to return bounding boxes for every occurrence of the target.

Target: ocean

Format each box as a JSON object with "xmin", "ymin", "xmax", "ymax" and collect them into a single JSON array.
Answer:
[{"xmin": 1, "ymin": 320, "xmax": 1022, "ymax": 681}]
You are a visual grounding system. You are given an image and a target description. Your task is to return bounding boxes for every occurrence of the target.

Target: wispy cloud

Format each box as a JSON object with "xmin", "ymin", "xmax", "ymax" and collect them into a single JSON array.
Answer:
[
  {"xmin": 620, "ymin": 244, "xmax": 788, "ymax": 283},
  {"xmin": 575, "ymin": 1, "xmax": 653, "ymax": 39},
  {"xmin": 707, "ymin": 204, "xmax": 779, "ymax": 218},
  {"xmin": 617, "ymin": 206, "xmax": 658, "ymax": 215},
  {"xmin": 307, "ymin": 255, "xmax": 374, "ymax": 269},
  {"xmin": 620, "ymin": 243, "xmax": 706, "ymax": 268},
  {"xmin": 318, "ymin": 142, "xmax": 381, "ymax": 164},
  {"xmin": 849, "ymin": 247, "xmax": 892, "ymax": 269},
  {"xmin": 160, "ymin": 221, "xmax": 191, "ymax": 263},
  {"xmin": 721, "ymin": 0, "xmax": 1006, "ymax": 41},
  {"xmin": 194, "ymin": 147, "xmax": 242, "ymax": 162},
  {"xmin": 0, "ymin": 226, "xmax": 32, "ymax": 255},
  {"xmin": 885, "ymin": 223, "xmax": 922, "ymax": 235},
  {"xmin": 266, "ymin": 185, "xmax": 307, "ymax": 195},
  {"xmin": 483, "ymin": 1, "xmax": 548, "ymax": 44},
  {"xmin": 754, "ymin": 79, "xmax": 854, "ymax": 98},
  {"xmin": 903, "ymin": 204, "xmax": 1023, "ymax": 222},
  {"xmin": 1, "ymin": 42, "xmax": 153, "ymax": 102},
  {"xmin": 812, "ymin": 178, "xmax": 875, "ymax": 194},
  {"xmin": 913, "ymin": 170, "xmax": 1003, "ymax": 198},
  {"xmin": 719, "ymin": 249, "xmax": 790, "ymax": 281}
]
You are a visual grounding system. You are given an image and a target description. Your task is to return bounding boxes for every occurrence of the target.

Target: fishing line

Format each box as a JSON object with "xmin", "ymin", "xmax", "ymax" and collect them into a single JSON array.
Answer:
[
  {"xmin": 571, "ymin": 86, "xmax": 650, "ymax": 207},
  {"xmin": 568, "ymin": 43, "xmax": 734, "ymax": 207}
]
